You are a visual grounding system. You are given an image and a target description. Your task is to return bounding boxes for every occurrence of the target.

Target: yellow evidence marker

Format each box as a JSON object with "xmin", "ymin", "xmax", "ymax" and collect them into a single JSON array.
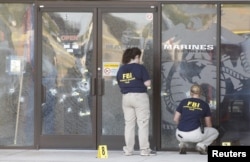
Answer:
[{"xmin": 97, "ymin": 145, "xmax": 108, "ymax": 158}]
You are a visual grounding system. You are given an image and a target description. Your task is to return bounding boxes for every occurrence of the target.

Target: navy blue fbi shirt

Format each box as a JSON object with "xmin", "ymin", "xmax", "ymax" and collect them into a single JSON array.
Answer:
[
  {"xmin": 176, "ymin": 98, "xmax": 211, "ymax": 131},
  {"xmin": 116, "ymin": 63, "xmax": 150, "ymax": 94}
]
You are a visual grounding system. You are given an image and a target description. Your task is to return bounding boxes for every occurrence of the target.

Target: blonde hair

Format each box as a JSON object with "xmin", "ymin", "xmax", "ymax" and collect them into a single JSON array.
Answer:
[{"xmin": 190, "ymin": 84, "xmax": 202, "ymax": 96}]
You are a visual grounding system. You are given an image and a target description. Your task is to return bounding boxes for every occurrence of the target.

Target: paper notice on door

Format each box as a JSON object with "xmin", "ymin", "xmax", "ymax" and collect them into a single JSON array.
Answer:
[
  {"xmin": 10, "ymin": 59, "xmax": 22, "ymax": 74},
  {"xmin": 103, "ymin": 62, "xmax": 120, "ymax": 76}
]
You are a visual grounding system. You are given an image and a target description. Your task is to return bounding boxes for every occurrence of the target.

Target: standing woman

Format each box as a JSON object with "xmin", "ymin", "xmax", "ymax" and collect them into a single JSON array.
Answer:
[{"xmin": 116, "ymin": 47, "xmax": 156, "ymax": 156}]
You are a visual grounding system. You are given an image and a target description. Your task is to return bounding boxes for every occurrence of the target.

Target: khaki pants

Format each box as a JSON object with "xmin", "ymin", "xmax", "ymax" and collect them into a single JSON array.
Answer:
[
  {"xmin": 122, "ymin": 93, "xmax": 150, "ymax": 152},
  {"xmin": 176, "ymin": 127, "xmax": 219, "ymax": 148}
]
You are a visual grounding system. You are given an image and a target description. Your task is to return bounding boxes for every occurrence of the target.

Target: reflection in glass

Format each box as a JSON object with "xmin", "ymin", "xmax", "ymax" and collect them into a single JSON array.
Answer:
[
  {"xmin": 161, "ymin": 4, "xmax": 217, "ymax": 149},
  {"xmin": 102, "ymin": 13, "xmax": 153, "ymax": 135},
  {"xmin": 220, "ymin": 4, "xmax": 250, "ymax": 146},
  {"xmin": 42, "ymin": 12, "xmax": 93, "ymax": 135},
  {"xmin": 0, "ymin": 4, "xmax": 34, "ymax": 146}
]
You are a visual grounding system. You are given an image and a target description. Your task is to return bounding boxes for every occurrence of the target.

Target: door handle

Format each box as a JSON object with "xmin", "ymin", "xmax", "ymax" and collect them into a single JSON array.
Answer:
[
  {"xmin": 98, "ymin": 78, "xmax": 104, "ymax": 96},
  {"xmin": 91, "ymin": 78, "xmax": 104, "ymax": 96},
  {"xmin": 91, "ymin": 78, "xmax": 96, "ymax": 96}
]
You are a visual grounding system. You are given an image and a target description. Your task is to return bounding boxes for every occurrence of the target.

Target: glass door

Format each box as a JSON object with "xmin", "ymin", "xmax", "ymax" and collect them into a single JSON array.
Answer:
[
  {"xmin": 38, "ymin": 7, "xmax": 96, "ymax": 148},
  {"xmin": 98, "ymin": 8, "xmax": 157, "ymax": 149},
  {"xmin": 37, "ymin": 4, "xmax": 158, "ymax": 150}
]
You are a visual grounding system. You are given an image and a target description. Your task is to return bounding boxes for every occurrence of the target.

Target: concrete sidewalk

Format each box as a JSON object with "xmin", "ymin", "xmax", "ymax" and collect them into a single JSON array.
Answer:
[{"xmin": 0, "ymin": 149, "xmax": 207, "ymax": 162}]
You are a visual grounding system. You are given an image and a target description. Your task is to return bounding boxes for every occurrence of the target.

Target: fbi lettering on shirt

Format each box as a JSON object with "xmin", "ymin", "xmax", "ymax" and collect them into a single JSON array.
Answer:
[
  {"xmin": 183, "ymin": 101, "xmax": 202, "ymax": 111},
  {"xmin": 120, "ymin": 72, "xmax": 135, "ymax": 83}
]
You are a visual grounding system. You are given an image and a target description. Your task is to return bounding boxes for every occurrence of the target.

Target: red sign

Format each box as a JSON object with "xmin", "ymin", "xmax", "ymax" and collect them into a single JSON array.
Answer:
[{"xmin": 61, "ymin": 35, "xmax": 78, "ymax": 41}]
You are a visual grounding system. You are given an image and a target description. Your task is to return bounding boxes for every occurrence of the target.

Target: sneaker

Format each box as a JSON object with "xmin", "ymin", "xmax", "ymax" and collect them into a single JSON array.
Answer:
[
  {"xmin": 196, "ymin": 145, "xmax": 207, "ymax": 155},
  {"xmin": 123, "ymin": 146, "xmax": 133, "ymax": 156},
  {"xmin": 140, "ymin": 148, "xmax": 157, "ymax": 156},
  {"xmin": 179, "ymin": 147, "xmax": 187, "ymax": 154},
  {"xmin": 179, "ymin": 143, "xmax": 187, "ymax": 154}
]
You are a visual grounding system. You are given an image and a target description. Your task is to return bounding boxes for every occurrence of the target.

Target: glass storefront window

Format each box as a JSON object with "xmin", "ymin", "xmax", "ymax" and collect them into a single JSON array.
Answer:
[
  {"xmin": 161, "ymin": 4, "xmax": 217, "ymax": 149},
  {"xmin": 220, "ymin": 4, "xmax": 250, "ymax": 146},
  {"xmin": 0, "ymin": 4, "xmax": 34, "ymax": 146}
]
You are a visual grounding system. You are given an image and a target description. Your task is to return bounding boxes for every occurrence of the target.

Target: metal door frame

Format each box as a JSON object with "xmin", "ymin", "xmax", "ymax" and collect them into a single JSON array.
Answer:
[
  {"xmin": 96, "ymin": 6, "xmax": 160, "ymax": 150},
  {"xmin": 35, "ymin": 1, "xmax": 161, "ymax": 150}
]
